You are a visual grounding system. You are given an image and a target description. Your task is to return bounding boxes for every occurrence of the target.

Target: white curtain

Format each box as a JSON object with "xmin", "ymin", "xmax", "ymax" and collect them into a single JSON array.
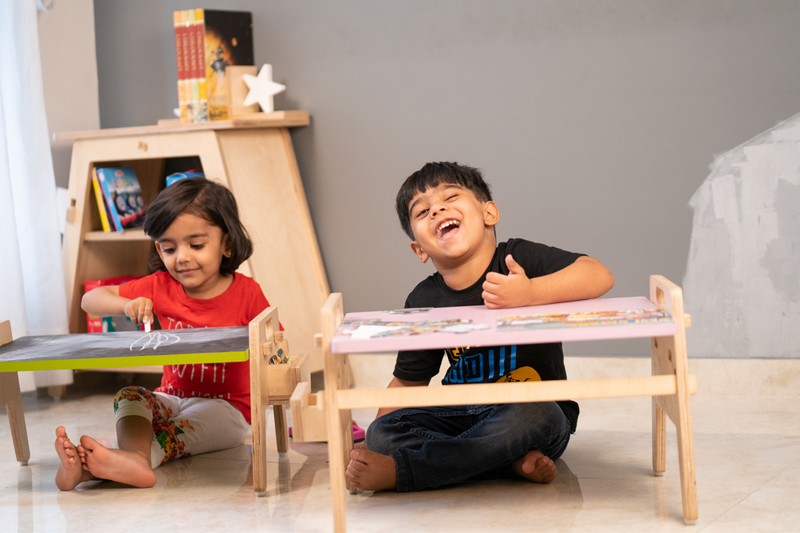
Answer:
[{"xmin": 0, "ymin": 0, "xmax": 72, "ymax": 391}]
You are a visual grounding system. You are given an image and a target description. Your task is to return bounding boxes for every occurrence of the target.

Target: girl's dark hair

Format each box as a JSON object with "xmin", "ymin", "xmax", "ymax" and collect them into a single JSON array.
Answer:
[
  {"xmin": 395, "ymin": 162, "xmax": 493, "ymax": 240},
  {"xmin": 144, "ymin": 177, "xmax": 253, "ymax": 275}
]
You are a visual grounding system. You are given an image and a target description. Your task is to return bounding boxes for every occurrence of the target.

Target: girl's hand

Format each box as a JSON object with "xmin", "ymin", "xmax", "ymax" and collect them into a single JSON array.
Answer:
[{"xmin": 124, "ymin": 297, "xmax": 154, "ymax": 327}]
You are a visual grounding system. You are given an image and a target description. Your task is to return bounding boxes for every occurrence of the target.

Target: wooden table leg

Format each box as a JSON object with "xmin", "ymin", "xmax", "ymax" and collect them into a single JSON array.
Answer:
[{"xmin": 1, "ymin": 372, "xmax": 30, "ymax": 465}]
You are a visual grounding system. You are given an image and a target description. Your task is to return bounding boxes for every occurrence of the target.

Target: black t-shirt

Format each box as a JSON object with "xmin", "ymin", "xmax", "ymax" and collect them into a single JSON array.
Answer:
[{"xmin": 394, "ymin": 238, "xmax": 583, "ymax": 432}]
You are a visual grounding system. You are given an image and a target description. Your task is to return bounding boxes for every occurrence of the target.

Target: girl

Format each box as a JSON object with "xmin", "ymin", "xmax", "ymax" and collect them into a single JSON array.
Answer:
[{"xmin": 55, "ymin": 177, "xmax": 272, "ymax": 490}]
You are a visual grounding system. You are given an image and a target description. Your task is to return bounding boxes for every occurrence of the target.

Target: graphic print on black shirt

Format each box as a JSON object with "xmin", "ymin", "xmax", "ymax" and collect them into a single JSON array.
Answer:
[{"xmin": 394, "ymin": 239, "xmax": 584, "ymax": 432}]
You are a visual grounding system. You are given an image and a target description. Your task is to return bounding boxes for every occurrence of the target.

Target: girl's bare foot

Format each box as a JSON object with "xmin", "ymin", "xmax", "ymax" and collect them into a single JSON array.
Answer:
[
  {"xmin": 513, "ymin": 450, "xmax": 557, "ymax": 483},
  {"xmin": 54, "ymin": 427, "xmax": 96, "ymax": 490},
  {"xmin": 346, "ymin": 448, "xmax": 397, "ymax": 491},
  {"xmin": 79, "ymin": 435, "xmax": 157, "ymax": 488}
]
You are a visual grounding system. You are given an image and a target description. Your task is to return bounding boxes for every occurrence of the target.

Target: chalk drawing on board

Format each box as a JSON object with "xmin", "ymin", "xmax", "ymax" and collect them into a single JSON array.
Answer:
[
  {"xmin": 130, "ymin": 332, "xmax": 181, "ymax": 351},
  {"xmin": 683, "ymin": 111, "xmax": 800, "ymax": 358}
]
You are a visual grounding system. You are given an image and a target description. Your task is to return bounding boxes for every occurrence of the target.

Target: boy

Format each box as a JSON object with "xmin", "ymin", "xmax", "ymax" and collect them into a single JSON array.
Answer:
[{"xmin": 346, "ymin": 162, "xmax": 614, "ymax": 492}]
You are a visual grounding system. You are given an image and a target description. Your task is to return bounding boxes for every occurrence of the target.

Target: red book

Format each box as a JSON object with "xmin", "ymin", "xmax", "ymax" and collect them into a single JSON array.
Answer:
[
  {"xmin": 174, "ymin": 11, "xmax": 187, "ymax": 123},
  {"xmin": 195, "ymin": 8, "xmax": 208, "ymax": 121}
]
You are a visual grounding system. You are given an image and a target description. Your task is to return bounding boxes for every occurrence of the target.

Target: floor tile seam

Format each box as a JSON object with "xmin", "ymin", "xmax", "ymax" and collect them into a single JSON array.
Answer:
[{"xmin": 699, "ymin": 464, "xmax": 797, "ymax": 530}]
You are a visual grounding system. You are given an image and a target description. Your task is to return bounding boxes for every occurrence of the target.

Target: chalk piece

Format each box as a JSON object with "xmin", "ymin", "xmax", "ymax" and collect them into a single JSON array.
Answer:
[{"xmin": 144, "ymin": 318, "xmax": 151, "ymax": 333}]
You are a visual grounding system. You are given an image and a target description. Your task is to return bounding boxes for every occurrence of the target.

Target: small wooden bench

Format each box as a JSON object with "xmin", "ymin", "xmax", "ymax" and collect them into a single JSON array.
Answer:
[
  {"xmin": 291, "ymin": 275, "xmax": 698, "ymax": 531},
  {"xmin": 0, "ymin": 305, "xmax": 308, "ymax": 495}
]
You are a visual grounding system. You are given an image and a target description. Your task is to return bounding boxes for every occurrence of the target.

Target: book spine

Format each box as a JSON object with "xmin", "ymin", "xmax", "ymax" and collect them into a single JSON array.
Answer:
[
  {"xmin": 187, "ymin": 9, "xmax": 200, "ymax": 122},
  {"xmin": 181, "ymin": 10, "xmax": 194, "ymax": 123},
  {"xmin": 174, "ymin": 11, "xmax": 187, "ymax": 123},
  {"xmin": 195, "ymin": 9, "xmax": 208, "ymax": 122},
  {"xmin": 96, "ymin": 169, "xmax": 123, "ymax": 232},
  {"xmin": 91, "ymin": 168, "xmax": 111, "ymax": 232}
]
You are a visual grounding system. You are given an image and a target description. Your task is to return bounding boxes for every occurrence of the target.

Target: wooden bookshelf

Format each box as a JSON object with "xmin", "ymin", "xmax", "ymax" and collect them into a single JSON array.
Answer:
[{"xmin": 57, "ymin": 111, "xmax": 330, "ymax": 373}]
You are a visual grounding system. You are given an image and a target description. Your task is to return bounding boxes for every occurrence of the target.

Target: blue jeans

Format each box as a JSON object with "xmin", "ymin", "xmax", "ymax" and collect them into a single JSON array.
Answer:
[{"xmin": 366, "ymin": 402, "xmax": 572, "ymax": 492}]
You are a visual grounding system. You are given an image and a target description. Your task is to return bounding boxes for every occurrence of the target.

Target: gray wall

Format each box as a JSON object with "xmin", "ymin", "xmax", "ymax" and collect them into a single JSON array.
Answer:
[{"xmin": 93, "ymin": 1, "xmax": 800, "ymax": 356}]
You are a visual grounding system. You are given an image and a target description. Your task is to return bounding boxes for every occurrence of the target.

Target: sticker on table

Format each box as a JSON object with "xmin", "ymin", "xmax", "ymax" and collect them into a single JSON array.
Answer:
[
  {"xmin": 497, "ymin": 309, "xmax": 672, "ymax": 331},
  {"xmin": 338, "ymin": 318, "xmax": 490, "ymax": 338}
]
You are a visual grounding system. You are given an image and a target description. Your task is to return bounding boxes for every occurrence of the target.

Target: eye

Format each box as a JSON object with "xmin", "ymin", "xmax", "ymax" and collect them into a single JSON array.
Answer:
[
  {"xmin": 160, "ymin": 246, "xmax": 175, "ymax": 254},
  {"xmin": 415, "ymin": 207, "xmax": 429, "ymax": 218},
  {"xmin": 446, "ymin": 194, "xmax": 458, "ymax": 201},
  {"xmin": 190, "ymin": 243, "xmax": 205, "ymax": 250}
]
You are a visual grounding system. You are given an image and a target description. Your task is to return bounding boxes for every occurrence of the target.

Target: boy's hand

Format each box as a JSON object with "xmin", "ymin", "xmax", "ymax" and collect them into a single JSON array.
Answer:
[
  {"xmin": 124, "ymin": 297, "xmax": 154, "ymax": 327},
  {"xmin": 482, "ymin": 255, "xmax": 533, "ymax": 309}
]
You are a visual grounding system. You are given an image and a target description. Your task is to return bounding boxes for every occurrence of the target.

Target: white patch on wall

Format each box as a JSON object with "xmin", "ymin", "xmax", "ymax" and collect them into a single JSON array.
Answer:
[{"xmin": 684, "ymin": 113, "xmax": 800, "ymax": 358}]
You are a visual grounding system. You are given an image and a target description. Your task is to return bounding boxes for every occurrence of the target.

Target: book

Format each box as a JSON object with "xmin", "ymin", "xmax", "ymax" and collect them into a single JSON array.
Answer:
[
  {"xmin": 84, "ymin": 276, "xmax": 144, "ymax": 333},
  {"xmin": 194, "ymin": 9, "xmax": 208, "ymax": 121},
  {"xmin": 181, "ymin": 10, "xmax": 195, "ymax": 123},
  {"xmin": 173, "ymin": 9, "xmax": 253, "ymax": 122},
  {"xmin": 91, "ymin": 168, "xmax": 111, "ymax": 232},
  {"xmin": 174, "ymin": 11, "xmax": 188, "ymax": 123},
  {"xmin": 95, "ymin": 167, "xmax": 146, "ymax": 231}
]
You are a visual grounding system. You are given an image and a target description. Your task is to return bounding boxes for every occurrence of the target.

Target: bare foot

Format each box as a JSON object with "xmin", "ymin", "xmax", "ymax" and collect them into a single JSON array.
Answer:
[
  {"xmin": 512, "ymin": 450, "xmax": 557, "ymax": 484},
  {"xmin": 345, "ymin": 448, "xmax": 397, "ymax": 491},
  {"xmin": 79, "ymin": 435, "xmax": 157, "ymax": 488},
  {"xmin": 54, "ymin": 427, "xmax": 95, "ymax": 490}
]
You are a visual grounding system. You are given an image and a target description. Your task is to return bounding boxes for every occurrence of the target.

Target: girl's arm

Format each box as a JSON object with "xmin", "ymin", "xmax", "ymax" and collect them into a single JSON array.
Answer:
[
  {"xmin": 81, "ymin": 285, "xmax": 154, "ymax": 327},
  {"xmin": 482, "ymin": 255, "xmax": 614, "ymax": 309}
]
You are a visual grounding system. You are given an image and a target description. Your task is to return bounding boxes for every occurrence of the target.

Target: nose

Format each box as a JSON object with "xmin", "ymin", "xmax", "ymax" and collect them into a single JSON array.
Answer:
[{"xmin": 430, "ymin": 205, "xmax": 446, "ymax": 217}]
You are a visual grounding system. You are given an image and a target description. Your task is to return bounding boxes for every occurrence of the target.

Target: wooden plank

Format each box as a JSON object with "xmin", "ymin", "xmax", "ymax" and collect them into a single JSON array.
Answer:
[
  {"xmin": 650, "ymin": 275, "xmax": 698, "ymax": 524},
  {"xmin": 0, "ymin": 321, "xmax": 30, "ymax": 465},
  {"xmin": 249, "ymin": 306, "xmax": 279, "ymax": 496},
  {"xmin": 55, "ymin": 111, "xmax": 310, "ymax": 141},
  {"xmin": 322, "ymin": 294, "xmax": 352, "ymax": 533},
  {"xmin": 217, "ymin": 128, "xmax": 329, "ymax": 373},
  {"xmin": 336, "ymin": 375, "xmax": 697, "ymax": 410}
]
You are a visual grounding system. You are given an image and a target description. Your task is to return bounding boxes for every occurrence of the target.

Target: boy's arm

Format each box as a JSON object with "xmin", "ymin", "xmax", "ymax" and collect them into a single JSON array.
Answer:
[
  {"xmin": 81, "ymin": 285, "xmax": 154, "ymax": 326},
  {"xmin": 375, "ymin": 376, "xmax": 431, "ymax": 419},
  {"xmin": 482, "ymin": 255, "xmax": 614, "ymax": 309}
]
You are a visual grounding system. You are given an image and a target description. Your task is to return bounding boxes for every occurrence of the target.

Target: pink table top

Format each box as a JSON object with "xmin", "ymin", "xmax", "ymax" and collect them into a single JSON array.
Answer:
[{"xmin": 331, "ymin": 297, "xmax": 677, "ymax": 353}]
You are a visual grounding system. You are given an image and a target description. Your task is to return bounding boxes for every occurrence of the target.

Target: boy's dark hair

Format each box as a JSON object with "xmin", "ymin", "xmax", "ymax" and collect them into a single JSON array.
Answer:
[
  {"xmin": 395, "ymin": 162, "xmax": 493, "ymax": 240},
  {"xmin": 144, "ymin": 177, "xmax": 253, "ymax": 275}
]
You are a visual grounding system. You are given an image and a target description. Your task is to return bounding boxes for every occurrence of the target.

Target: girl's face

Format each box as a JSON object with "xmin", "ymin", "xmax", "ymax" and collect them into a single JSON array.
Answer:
[{"xmin": 154, "ymin": 213, "xmax": 232, "ymax": 299}]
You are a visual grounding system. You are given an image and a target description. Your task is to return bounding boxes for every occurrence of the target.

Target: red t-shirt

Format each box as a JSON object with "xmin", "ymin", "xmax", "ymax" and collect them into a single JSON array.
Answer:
[{"xmin": 118, "ymin": 271, "xmax": 270, "ymax": 423}]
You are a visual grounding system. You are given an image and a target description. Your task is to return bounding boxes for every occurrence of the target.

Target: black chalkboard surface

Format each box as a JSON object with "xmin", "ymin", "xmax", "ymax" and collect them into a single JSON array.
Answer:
[{"xmin": 0, "ymin": 326, "xmax": 250, "ymax": 372}]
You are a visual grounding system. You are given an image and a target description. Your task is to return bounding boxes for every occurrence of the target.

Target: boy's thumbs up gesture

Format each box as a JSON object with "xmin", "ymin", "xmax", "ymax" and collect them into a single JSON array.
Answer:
[{"xmin": 482, "ymin": 255, "xmax": 533, "ymax": 309}]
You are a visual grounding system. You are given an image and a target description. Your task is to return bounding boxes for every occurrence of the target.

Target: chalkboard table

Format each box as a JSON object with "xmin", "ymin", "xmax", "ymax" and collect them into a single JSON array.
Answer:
[
  {"xmin": 0, "ymin": 304, "xmax": 308, "ymax": 495},
  {"xmin": 295, "ymin": 275, "xmax": 698, "ymax": 532}
]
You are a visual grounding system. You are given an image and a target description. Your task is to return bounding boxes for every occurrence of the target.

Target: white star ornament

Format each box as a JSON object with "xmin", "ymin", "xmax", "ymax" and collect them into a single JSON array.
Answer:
[{"xmin": 242, "ymin": 64, "xmax": 286, "ymax": 113}]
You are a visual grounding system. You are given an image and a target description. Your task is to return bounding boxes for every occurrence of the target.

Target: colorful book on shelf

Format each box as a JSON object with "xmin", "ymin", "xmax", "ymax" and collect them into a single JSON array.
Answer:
[
  {"xmin": 91, "ymin": 168, "xmax": 111, "ymax": 232},
  {"xmin": 95, "ymin": 167, "xmax": 146, "ymax": 231},
  {"xmin": 174, "ymin": 11, "xmax": 188, "ymax": 123},
  {"xmin": 84, "ymin": 276, "xmax": 144, "ymax": 333},
  {"xmin": 173, "ymin": 9, "xmax": 253, "ymax": 122}
]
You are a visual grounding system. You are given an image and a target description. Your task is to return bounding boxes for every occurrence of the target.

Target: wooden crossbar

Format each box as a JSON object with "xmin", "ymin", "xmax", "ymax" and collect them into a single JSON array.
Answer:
[{"xmin": 336, "ymin": 374, "xmax": 697, "ymax": 410}]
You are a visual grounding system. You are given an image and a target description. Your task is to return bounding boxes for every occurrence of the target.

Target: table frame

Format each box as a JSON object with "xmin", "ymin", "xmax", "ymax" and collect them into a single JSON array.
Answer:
[
  {"xmin": 0, "ymin": 306, "xmax": 305, "ymax": 495},
  {"xmin": 316, "ymin": 275, "xmax": 698, "ymax": 532}
]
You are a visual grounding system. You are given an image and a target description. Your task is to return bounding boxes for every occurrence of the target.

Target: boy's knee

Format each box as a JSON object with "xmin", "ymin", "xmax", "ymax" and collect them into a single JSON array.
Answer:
[{"xmin": 364, "ymin": 416, "xmax": 396, "ymax": 454}]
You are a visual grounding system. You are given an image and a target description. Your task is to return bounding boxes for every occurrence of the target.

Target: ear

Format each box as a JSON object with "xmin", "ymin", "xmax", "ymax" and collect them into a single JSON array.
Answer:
[
  {"xmin": 483, "ymin": 201, "xmax": 499, "ymax": 227},
  {"xmin": 410, "ymin": 241, "xmax": 429, "ymax": 263},
  {"xmin": 155, "ymin": 241, "xmax": 166, "ymax": 262},
  {"xmin": 222, "ymin": 233, "xmax": 232, "ymax": 258}
]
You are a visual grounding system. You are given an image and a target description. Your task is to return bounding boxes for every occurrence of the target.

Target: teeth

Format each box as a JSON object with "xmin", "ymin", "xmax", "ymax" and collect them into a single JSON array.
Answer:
[{"xmin": 437, "ymin": 220, "xmax": 459, "ymax": 237}]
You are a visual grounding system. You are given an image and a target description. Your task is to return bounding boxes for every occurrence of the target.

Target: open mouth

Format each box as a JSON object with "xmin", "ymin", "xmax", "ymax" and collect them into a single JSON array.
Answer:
[{"xmin": 436, "ymin": 219, "xmax": 461, "ymax": 238}]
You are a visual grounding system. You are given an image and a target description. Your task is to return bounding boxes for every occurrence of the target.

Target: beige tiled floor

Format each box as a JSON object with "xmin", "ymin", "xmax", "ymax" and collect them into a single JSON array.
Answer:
[{"xmin": 1, "ymin": 359, "xmax": 799, "ymax": 532}]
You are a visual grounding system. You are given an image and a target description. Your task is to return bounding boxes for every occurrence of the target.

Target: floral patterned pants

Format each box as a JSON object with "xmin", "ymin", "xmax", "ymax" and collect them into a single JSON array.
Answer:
[{"xmin": 113, "ymin": 387, "xmax": 250, "ymax": 469}]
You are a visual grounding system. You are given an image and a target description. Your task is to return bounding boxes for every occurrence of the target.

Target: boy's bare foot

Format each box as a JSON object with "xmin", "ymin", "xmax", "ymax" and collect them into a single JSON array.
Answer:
[
  {"xmin": 346, "ymin": 448, "xmax": 397, "ymax": 491},
  {"xmin": 54, "ymin": 427, "xmax": 96, "ymax": 490},
  {"xmin": 513, "ymin": 450, "xmax": 557, "ymax": 483},
  {"xmin": 79, "ymin": 435, "xmax": 157, "ymax": 488}
]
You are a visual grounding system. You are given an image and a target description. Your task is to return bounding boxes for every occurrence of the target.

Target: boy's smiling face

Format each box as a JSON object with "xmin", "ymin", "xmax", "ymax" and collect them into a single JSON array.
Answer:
[{"xmin": 408, "ymin": 182, "xmax": 499, "ymax": 269}]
